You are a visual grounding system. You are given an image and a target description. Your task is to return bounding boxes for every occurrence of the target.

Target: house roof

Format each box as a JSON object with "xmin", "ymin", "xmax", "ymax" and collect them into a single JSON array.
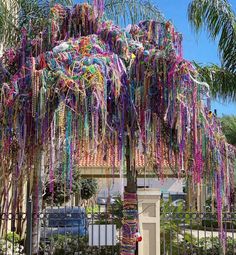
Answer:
[
  {"xmin": 76, "ymin": 144, "xmax": 173, "ymax": 171},
  {"xmin": 77, "ymin": 147, "xmax": 146, "ymax": 168}
]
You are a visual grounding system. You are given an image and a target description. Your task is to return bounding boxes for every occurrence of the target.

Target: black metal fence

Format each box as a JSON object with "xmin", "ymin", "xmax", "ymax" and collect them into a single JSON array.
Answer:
[
  {"xmin": 0, "ymin": 202, "xmax": 121, "ymax": 255},
  {"xmin": 2, "ymin": 197, "xmax": 236, "ymax": 255},
  {"xmin": 161, "ymin": 209, "xmax": 236, "ymax": 255}
]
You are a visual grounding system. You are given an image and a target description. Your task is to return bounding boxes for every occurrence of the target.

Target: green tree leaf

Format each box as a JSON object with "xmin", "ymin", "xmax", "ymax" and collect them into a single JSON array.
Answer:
[{"xmin": 188, "ymin": 0, "xmax": 236, "ymax": 74}]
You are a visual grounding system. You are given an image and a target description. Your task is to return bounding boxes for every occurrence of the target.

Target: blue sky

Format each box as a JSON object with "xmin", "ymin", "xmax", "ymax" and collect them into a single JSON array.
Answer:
[{"xmin": 155, "ymin": 0, "xmax": 236, "ymax": 116}]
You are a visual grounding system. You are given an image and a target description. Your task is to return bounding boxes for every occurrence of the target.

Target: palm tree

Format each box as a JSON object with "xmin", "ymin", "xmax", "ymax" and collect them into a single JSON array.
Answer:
[
  {"xmin": 0, "ymin": 1, "xmax": 234, "ymax": 254},
  {"xmin": 188, "ymin": 0, "xmax": 236, "ymax": 100}
]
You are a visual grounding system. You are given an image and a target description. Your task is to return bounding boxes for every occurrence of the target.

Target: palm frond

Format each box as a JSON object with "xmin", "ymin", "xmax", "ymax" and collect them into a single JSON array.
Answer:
[
  {"xmin": 104, "ymin": 0, "xmax": 165, "ymax": 26},
  {"xmin": 194, "ymin": 62, "xmax": 236, "ymax": 101},
  {"xmin": 0, "ymin": 0, "xmax": 73, "ymax": 48},
  {"xmin": 188, "ymin": 0, "xmax": 236, "ymax": 73},
  {"xmin": 0, "ymin": 0, "xmax": 19, "ymax": 47}
]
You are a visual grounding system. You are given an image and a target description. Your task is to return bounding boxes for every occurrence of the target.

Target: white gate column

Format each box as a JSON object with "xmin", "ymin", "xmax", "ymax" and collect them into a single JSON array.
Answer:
[{"xmin": 138, "ymin": 188, "xmax": 161, "ymax": 255}]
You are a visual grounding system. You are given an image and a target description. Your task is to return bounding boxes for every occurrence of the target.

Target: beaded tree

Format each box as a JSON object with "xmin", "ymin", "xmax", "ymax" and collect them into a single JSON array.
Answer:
[{"xmin": 0, "ymin": 2, "xmax": 235, "ymax": 255}]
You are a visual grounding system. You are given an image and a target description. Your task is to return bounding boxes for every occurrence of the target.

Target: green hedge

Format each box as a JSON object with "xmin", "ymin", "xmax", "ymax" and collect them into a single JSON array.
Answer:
[{"xmin": 39, "ymin": 235, "xmax": 120, "ymax": 255}]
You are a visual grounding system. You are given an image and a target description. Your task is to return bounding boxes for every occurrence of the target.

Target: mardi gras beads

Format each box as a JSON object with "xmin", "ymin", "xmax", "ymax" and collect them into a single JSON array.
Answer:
[
  {"xmin": 0, "ymin": 4, "xmax": 235, "ymax": 254},
  {"xmin": 121, "ymin": 192, "xmax": 139, "ymax": 255}
]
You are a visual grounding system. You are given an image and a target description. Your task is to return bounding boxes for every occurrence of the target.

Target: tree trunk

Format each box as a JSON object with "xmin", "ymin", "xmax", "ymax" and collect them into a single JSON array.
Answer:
[
  {"xmin": 16, "ymin": 174, "xmax": 24, "ymax": 237},
  {"xmin": 126, "ymin": 135, "xmax": 137, "ymax": 193},
  {"xmin": 121, "ymin": 135, "xmax": 138, "ymax": 255},
  {"xmin": 32, "ymin": 146, "xmax": 43, "ymax": 255}
]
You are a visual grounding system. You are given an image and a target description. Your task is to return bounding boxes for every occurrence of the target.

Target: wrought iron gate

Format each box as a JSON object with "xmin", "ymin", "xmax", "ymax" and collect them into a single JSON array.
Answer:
[{"xmin": 0, "ymin": 200, "xmax": 121, "ymax": 255}]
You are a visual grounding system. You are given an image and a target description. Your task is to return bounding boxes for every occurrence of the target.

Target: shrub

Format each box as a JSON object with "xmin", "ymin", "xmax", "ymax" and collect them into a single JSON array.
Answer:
[
  {"xmin": 6, "ymin": 232, "xmax": 21, "ymax": 244},
  {"xmin": 40, "ymin": 235, "xmax": 120, "ymax": 255},
  {"xmin": 43, "ymin": 168, "xmax": 98, "ymax": 205},
  {"xmin": 43, "ymin": 170, "xmax": 81, "ymax": 206},
  {"xmin": 80, "ymin": 178, "xmax": 98, "ymax": 200},
  {"xmin": 0, "ymin": 232, "xmax": 24, "ymax": 255},
  {"xmin": 86, "ymin": 205, "xmax": 99, "ymax": 214}
]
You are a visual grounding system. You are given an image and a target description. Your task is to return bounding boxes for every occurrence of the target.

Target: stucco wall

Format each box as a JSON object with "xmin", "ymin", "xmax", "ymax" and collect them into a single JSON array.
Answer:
[{"xmin": 97, "ymin": 177, "xmax": 184, "ymax": 197}]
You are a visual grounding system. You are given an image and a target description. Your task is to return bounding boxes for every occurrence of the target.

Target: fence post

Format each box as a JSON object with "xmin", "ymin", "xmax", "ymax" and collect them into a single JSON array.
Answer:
[
  {"xmin": 137, "ymin": 188, "xmax": 161, "ymax": 255},
  {"xmin": 26, "ymin": 199, "xmax": 32, "ymax": 255}
]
